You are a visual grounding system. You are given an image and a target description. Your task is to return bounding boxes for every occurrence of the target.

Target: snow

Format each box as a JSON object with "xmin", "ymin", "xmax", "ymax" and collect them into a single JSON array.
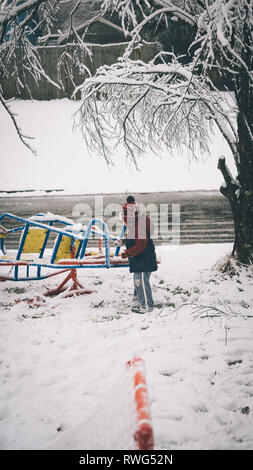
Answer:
[
  {"xmin": 1, "ymin": 242, "xmax": 253, "ymax": 450},
  {"xmin": 0, "ymin": 99, "xmax": 237, "ymax": 195},
  {"xmin": 29, "ymin": 212, "xmax": 74, "ymax": 223}
]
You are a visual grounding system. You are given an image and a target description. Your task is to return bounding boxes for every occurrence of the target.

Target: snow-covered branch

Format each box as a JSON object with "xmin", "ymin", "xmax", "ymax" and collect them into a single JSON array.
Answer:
[
  {"xmin": 75, "ymin": 55, "xmax": 237, "ymax": 164},
  {"xmin": 101, "ymin": 0, "xmax": 197, "ymax": 60},
  {"xmin": 193, "ymin": 0, "xmax": 253, "ymax": 81},
  {"xmin": 74, "ymin": 0, "xmax": 252, "ymax": 167},
  {"xmin": 0, "ymin": 0, "xmax": 62, "ymax": 152},
  {"xmin": 0, "ymin": 0, "xmax": 46, "ymax": 24},
  {"xmin": 0, "ymin": 90, "xmax": 37, "ymax": 155}
]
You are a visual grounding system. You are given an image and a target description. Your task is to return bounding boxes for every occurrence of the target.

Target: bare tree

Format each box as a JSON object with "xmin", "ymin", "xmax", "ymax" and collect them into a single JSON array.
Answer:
[{"xmin": 75, "ymin": 0, "xmax": 253, "ymax": 265}]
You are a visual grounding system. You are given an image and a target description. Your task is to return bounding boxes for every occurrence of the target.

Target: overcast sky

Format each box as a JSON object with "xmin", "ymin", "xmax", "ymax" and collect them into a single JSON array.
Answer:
[{"xmin": 0, "ymin": 99, "xmax": 237, "ymax": 194}]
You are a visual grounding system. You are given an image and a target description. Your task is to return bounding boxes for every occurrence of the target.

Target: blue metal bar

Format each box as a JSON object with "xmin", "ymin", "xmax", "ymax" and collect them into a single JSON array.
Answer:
[
  {"xmin": 79, "ymin": 221, "xmax": 92, "ymax": 258},
  {"xmin": 14, "ymin": 223, "xmax": 30, "ymax": 279},
  {"xmin": 0, "ymin": 237, "xmax": 6, "ymax": 255},
  {"xmin": 103, "ymin": 222, "xmax": 110, "ymax": 268},
  {"xmin": 40, "ymin": 220, "xmax": 53, "ymax": 259},
  {"xmin": 7, "ymin": 226, "xmax": 25, "ymax": 233},
  {"xmin": 0, "ymin": 214, "xmax": 84, "ymax": 241},
  {"xmin": 79, "ymin": 219, "xmax": 111, "ymax": 261},
  {"xmin": 16, "ymin": 223, "xmax": 29, "ymax": 260},
  {"xmin": 50, "ymin": 233, "xmax": 63, "ymax": 264},
  {"xmin": 75, "ymin": 239, "xmax": 83, "ymax": 258},
  {"xmin": 0, "ymin": 213, "xmax": 117, "ymax": 245},
  {"xmin": 37, "ymin": 220, "xmax": 53, "ymax": 278},
  {"xmin": 0, "ymin": 262, "xmax": 130, "ymax": 281},
  {"xmin": 115, "ymin": 225, "xmax": 126, "ymax": 257}
]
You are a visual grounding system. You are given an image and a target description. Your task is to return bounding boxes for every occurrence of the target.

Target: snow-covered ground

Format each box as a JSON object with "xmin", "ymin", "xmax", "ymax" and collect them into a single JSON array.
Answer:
[
  {"xmin": 1, "ymin": 243, "xmax": 253, "ymax": 450},
  {"xmin": 0, "ymin": 97, "xmax": 251, "ymax": 451}
]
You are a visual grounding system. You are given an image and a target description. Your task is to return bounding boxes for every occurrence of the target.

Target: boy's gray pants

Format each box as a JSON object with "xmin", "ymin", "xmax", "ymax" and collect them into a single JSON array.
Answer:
[{"xmin": 133, "ymin": 272, "xmax": 154, "ymax": 309}]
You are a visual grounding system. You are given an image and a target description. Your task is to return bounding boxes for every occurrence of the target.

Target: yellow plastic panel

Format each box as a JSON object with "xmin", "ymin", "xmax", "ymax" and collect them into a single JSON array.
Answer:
[
  {"xmin": 22, "ymin": 228, "xmax": 48, "ymax": 254},
  {"xmin": 54, "ymin": 236, "xmax": 80, "ymax": 261}
]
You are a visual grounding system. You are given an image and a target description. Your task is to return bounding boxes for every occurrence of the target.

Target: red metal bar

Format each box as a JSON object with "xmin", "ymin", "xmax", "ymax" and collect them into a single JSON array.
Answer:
[
  {"xmin": 44, "ymin": 246, "xmax": 94, "ymax": 297},
  {"xmin": 0, "ymin": 261, "xmax": 30, "ymax": 266},
  {"xmin": 57, "ymin": 258, "xmax": 129, "ymax": 266}
]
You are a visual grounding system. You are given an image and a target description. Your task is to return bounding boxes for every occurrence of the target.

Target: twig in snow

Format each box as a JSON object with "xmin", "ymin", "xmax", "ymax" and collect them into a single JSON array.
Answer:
[{"xmin": 172, "ymin": 301, "xmax": 251, "ymax": 320}]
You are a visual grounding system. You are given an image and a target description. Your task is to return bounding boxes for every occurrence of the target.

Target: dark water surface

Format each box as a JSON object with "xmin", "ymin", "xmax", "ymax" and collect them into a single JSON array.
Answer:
[{"xmin": 0, "ymin": 190, "xmax": 234, "ymax": 248}]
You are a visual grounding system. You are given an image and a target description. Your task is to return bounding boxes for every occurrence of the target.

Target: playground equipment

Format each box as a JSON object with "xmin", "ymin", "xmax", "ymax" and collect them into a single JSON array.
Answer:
[{"xmin": 0, "ymin": 212, "xmax": 128, "ymax": 295}]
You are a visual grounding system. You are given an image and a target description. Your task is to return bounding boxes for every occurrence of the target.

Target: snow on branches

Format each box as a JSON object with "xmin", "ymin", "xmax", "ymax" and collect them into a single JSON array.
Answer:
[
  {"xmin": 75, "ymin": 53, "xmax": 237, "ymax": 165},
  {"xmin": 0, "ymin": 0, "xmax": 61, "ymax": 153},
  {"xmin": 101, "ymin": 0, "xmax": 253, "ymax": 77},
  {"xmin": 74, "ymin": 0, "xmax": 252, "ymax": 164},
  {"xmin": 193, "ymin": 0, "xmax": 253, "ymax": 81}
]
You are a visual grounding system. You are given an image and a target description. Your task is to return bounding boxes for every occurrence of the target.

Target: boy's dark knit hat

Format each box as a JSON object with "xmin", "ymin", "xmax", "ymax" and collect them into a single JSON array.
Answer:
[
  {"xmin": 126, "ymin": 195, "xmax": 135, "ymax": 203},
  {"xmin": 122, "ymin": 196, "xmax": 137, "ymax": 223}
]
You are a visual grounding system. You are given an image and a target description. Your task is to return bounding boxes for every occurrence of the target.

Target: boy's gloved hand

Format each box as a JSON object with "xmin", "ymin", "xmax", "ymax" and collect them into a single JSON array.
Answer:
[
  {"xmin": 114, "ymin": 239, "xmax": 122, "ymax": 247},
  {"xmin": 121, "ymin": 250, "xmax": 128, "ymax": 259}
]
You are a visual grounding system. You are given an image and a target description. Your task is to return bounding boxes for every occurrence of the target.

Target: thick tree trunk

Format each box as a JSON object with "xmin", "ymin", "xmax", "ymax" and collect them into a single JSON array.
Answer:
[
  {"xmin": 217, "ymin": 1, "xmax": 253, "ymax": 265},
  {"xmin": 218, "ymin": 156, "xmax": 253, "ymax": 264}
]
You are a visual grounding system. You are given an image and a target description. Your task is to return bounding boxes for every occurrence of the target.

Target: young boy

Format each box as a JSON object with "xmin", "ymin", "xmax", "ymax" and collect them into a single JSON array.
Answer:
[{"xmin": 120, "ymin": 196, "xmax": 158, "ymax": 313}]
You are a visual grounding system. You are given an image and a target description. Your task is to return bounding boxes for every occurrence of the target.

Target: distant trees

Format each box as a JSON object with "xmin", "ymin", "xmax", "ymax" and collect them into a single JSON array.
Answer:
[{"xmin": 76, "ymin": 0, "xmax": 253, "ymax": 265}]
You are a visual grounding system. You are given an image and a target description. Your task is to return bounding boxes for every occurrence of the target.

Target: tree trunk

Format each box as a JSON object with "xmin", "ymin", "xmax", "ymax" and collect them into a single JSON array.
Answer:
[
  {"xmin": 218, "ymin": 2, "xmax": 253, "ymax": 265},
  {"xmin": 232, "ymin": 191, "xmax": 253, "ymax": 264},
  {"xmin": 218, "ymin": 154, "xmax": 253, "ymax": 265}
]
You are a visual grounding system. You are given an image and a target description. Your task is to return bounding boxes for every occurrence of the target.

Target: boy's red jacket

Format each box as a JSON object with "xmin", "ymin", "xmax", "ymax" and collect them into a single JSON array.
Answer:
[{"xmin": 124, "ymin": 214, "xmax": 154, "ymax": 258}]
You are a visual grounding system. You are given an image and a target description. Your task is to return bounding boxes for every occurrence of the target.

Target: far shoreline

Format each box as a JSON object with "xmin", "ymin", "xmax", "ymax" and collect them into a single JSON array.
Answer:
[{"xmin": 0, "ymin": 188, "xmax": 223, "ymax": 199}]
